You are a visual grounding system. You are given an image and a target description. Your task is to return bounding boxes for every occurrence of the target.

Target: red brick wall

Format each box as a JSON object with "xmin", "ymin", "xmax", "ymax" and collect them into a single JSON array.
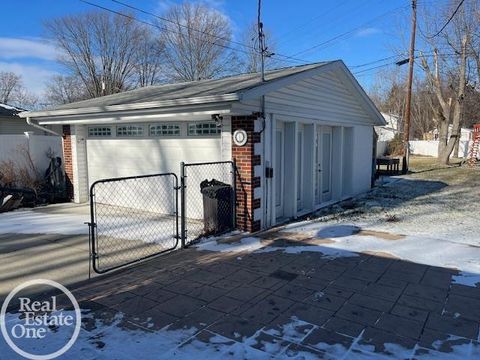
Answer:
[
  {"xmin": 232, "ymin": 116, "xmax": 261, "ymax": 232},
  {"xmin": 62, "ymin": 125, "xmax": 74, "ymax": 200}
]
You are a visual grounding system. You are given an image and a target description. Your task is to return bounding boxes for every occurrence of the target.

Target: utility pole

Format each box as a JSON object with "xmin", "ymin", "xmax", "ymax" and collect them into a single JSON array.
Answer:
[
  {"xmin": 258, "ymin": 0, "xmax": 266, "ymax": 82},
  {"xmin": 402, "ymin": 0, "xmax": 417, "ymax": 174}
]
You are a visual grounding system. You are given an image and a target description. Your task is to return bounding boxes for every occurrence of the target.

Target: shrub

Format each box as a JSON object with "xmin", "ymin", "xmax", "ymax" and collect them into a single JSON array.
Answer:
[{"xmin": 386, "ymin": 134, "xmax": 404, "ymax": 156}]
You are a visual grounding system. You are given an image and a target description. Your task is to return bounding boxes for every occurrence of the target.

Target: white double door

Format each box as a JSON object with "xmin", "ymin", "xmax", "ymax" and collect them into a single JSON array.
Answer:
[
  {"xmin": 315, "ymin": 126, "xmax": 333, "ymax": 205},
  {"xmin": 274, "ymin": 122, "xmax": 305, "ymax": 218},
  {"xmin": 274, "ymin": 123, "xmax": 333, "ymax": 220}
]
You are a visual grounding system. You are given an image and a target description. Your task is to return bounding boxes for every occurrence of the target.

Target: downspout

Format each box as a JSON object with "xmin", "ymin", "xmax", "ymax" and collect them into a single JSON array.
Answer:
[{"xmin": 26, "ymin": 117, "xmax": 62, "ymax": 137}]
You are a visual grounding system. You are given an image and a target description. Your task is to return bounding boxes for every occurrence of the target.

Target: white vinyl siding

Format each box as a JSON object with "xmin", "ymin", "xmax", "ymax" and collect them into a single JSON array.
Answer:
[
  {"xmin": 88, "ymin": 126, "xmax": 112, "ymax": 137},
  {"xmin": 149, "ymin": 123, "xmax": 180, "ymax": 136},
  {"xmin": 188, "ymin": 122, "xmax": 220, "ymax": 136},
  {"xmin": 233, "ymin": 70, "xmax": 374, "ymax": 126},
  {"xmin": 116, "ymin": 125, "xmax": 144, "ymax": 137}
]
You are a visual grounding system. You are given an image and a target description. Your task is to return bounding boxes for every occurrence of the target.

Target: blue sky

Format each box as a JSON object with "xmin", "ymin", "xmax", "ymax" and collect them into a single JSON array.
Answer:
[{"xmin": 0, "ymin": 0, "xmax": 416, "ymax": 97}]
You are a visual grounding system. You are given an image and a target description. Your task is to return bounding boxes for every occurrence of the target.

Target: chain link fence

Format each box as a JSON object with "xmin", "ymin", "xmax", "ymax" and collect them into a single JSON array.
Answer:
[
  {"xmin": 89, "ymin": 173, "xmax": 179, "ymax": 273},
  {"xmin": 181, "ymin": 161, "xmax": 235, "ymax": 246}
]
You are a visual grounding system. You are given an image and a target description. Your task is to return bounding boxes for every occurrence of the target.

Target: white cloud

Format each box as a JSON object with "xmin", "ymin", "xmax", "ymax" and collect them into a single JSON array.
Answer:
[
  {"xmin": 0, "ymin": 37, "xmax": 60, "ymax": 61},
  {"xmin": 355, "ymin": 27, "xmax": 382, "ymax": 37},
  {"xmin": 0, "ymin": 62, "xmax": 59, "ymax": 95}
]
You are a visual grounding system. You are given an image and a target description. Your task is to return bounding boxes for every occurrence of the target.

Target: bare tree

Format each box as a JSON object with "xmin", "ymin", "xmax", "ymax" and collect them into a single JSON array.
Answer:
[
  {"xmin": 135, "ymin": 26, "xmax": 165, "ymax": 87},
  {"xmin": 411, "ymin": 79, "xmax": 436, "ymax": 139},
  {"xmin": 419, "ymin": 0, "xmax": 474, "ymax": 164},
  {"xmin": 0, "ymin": 72, "xmax": 22, "ymax": 104},
  {"xmin": 45, "ymin": 11, "xmax": 146, "ymax": 98},
  {"xmin": 44, "ymin": 75, "xmax": 89, "ymax": 105},
  {"xmin": 369, "ymin": 68, "xmax": 407, "ymax": 124},
  {"xmin": 0, "ymin": 71, "xmax": 38, "ymax": 109},
  {"xmin": 159, "ymin": 3, "xmax": 239, "ymax": 82}
]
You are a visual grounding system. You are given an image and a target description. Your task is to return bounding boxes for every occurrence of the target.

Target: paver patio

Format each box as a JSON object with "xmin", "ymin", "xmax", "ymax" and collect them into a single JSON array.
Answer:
[
  {"xmin": 3, "ymin": 233, "xmax": 478, "ymax": 359},
  {"xmin": 1, "ymin": 157, "xmax": 479, "ymax": 358}
]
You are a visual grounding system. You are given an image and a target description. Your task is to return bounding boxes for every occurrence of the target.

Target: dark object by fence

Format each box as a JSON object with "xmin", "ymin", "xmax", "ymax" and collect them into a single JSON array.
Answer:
[
  {"xmin": 0, "ymin": 187, "xmax": 36, "ymax": 212},
  {"xmin": 376, "ymin": 157, "xmax": 400, "ymax": 176},
  {"xmin": 181, "ymin": 161, "xmax": 236, "ymax": 246},
  {"xmin": 200, "ymin": 179, "xmax": 233, "ymax": 235},
  {"xmin": 43, "ymin": 157, "xmax": 67, "ymax": 202}
]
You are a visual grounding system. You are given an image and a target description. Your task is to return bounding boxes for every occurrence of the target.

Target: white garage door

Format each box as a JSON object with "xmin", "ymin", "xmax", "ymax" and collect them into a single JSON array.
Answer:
[{"xmin": 86, "ymin": 137, "xmax": 223, "ymax": 185}]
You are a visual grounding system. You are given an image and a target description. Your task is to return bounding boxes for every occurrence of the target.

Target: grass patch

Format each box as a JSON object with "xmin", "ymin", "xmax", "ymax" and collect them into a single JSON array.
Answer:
[{"xmin": 408, "ymin": 156, "xmax": 478, "ymax": 186}]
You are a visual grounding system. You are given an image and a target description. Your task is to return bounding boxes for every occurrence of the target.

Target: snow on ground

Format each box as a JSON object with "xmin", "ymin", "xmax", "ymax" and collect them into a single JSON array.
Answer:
[
  {"xmin": 195, "ymin": 175, "xmax": 480, "ymax": 288},
  {"xmin": 1, "ymin": 309, "xmax": 475, "ymax": 359},
  {"xmin": 0, "ymin": 208, "xmax": 174, "ymax": 243},
  {"xmin": 0, "ymin": 208, "xmax": 88, "ymax": 235}
]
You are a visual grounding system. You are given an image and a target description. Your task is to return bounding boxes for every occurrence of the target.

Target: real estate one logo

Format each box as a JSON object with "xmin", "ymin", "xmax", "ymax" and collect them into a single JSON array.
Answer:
[{"xmin": 0, "ymin": 279, "xmax": 81, "ymax": 360}]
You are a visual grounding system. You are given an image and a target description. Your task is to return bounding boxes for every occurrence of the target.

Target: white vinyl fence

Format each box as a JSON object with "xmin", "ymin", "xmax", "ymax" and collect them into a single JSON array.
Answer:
[
  {"xmin": 409, "ymin": 140, "xmax": 472, "ymax": 158},
  {"xmin": 0, "ymin": 132, "xmax": 63, "ymax": 174}
]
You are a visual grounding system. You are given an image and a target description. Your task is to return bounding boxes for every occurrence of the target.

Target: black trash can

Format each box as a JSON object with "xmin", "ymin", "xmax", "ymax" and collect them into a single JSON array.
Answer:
[{"xmin": 200, "ymin": 179, "xmax": 233, "ymax": 235}]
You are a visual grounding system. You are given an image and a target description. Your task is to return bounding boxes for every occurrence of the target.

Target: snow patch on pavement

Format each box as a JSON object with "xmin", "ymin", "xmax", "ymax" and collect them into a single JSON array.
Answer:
[
  {"xmin": 452, "ymin": 272, "xmax": 480, "ymax": 287},
  {"xmin": 194, "ymin": 236, "xmax": 358, "ymax": 258},
  {"xmin": 283, "ymin": 223, "xmax": 480, "ymax": 282},
  {"xmin": 0, "ymin": 209, "xmax": 88, "ymax": 235},
  {"xmin": 1, "ymin": 305, "xmax": 477, "ymax": 359},
  {"xmin": 194, "ymin": 237, "xmax": 264, "ymax": 253}
]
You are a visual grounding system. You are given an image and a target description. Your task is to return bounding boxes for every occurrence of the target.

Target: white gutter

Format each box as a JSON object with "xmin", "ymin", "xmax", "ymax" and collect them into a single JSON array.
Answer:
[
  {"xmin": 19, "ymin": 94, "xmax": 240, "ymax": 119},
  {"xmin": 36, "ymin": 109, "xmax": 234, "ymax": 125},
  {"xmin": 26, "ymin": 117, "xmax": 62, "ymax": 136}
]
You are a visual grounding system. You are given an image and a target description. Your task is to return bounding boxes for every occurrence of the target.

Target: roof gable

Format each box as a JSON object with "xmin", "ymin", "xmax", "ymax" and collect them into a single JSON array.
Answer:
[{"xmin": 240, "ymin": 61, "xmax": 385, "ymax": 126}]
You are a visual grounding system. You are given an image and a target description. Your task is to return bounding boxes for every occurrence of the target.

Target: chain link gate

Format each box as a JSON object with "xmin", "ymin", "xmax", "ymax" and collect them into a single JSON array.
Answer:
[
  {"xmin": 181, "ymin": 161, "xmax": 236, "ymax": 246},
  {"xmin": 89, "ymin": 173, "xmax": 179, "ymax": 273},
  {"xmin": 88, "ymin": 161, "xmax": 236, "ymax": 273}
]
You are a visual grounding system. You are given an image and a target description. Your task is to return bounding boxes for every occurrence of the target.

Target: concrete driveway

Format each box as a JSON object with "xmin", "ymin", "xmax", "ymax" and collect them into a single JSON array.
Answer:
[{"xmin": 0, "ymin": 203, "xmax": 92, "ymax": 301}]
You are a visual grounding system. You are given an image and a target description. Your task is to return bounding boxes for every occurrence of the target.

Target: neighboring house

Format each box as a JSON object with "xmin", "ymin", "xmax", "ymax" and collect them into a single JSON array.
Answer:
[
  {"xmin": 20, "ymin": 61, "xmax": 385, "ymax": 232},
  {"xmin": 375, "ymin": 113, "xmax": 400, "ymax": 142},
  {"xmin": 0, "ymin": 103, "xmax": 63, "ymax": 174},
  {"xmin": 0, "ymin": 103, "xmax": 61, "ymax": 135}
]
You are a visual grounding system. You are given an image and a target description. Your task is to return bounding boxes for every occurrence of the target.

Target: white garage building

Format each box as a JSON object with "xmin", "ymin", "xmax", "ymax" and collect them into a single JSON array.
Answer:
[{"xmin": 21, "ymin": 61, "xmax": 385, "ymax": 233}]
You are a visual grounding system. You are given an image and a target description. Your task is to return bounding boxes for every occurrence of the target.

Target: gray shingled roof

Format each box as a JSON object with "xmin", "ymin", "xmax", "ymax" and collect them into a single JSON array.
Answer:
[{"xmin": 51, "ymin": 62, "xmax": 331, "ymax": 111}]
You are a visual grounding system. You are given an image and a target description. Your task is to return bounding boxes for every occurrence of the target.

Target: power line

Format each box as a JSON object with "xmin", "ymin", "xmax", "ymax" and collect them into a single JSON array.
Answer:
[
  {"xmin": 79, "ymin": 0, "xmax": 255, "ymax": 57},
  {"xmin": 275, "ymin": 0, "xmax": 352, "ymax": 44},
  {"xmin": 426, "ymin": 0, "xmax": 466, "ymax": 39},
  {"xmin": 110, "ymin": 0, "xmax": 253, "ymax": 54},
  {"xmin": 108, "ymin": 0, "xmax": 309, "ymax": 66},
  {"xmin": 349, "ymin": 54, "xmax": 407, "ymax": 68},
  {"xmin": 287, "ymin": 5, "xmax": 409, "ymax": 59},
  {"xmin": 353, "ymin": 52, "xmax": 463, "ymax": 76}
]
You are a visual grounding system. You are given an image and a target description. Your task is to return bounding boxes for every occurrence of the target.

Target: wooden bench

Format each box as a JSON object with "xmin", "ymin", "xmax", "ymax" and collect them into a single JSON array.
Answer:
[{"xmin": 376, "ymin": 157, "xmax": 400, "ymax": 175}]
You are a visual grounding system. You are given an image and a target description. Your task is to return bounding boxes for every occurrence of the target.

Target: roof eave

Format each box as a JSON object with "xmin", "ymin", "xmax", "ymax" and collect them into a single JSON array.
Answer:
[{"xmin": 19, "ymin": 93, "xmax": 240, "ymax": 119}]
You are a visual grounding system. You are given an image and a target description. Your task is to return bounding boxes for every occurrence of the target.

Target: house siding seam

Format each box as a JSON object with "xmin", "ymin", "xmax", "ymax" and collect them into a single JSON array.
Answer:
[
  {"xmin": 232, "ymin": 115, "xmax": 261, "ymax": 233},
  {"xmin": 62, "ymin": 125, "xmax": 74, "ymax": 199}
]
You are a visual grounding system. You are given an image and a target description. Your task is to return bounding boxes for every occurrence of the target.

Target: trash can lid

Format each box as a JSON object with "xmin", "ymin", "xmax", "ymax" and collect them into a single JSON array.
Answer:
[
  {"xmin": 201, "ymin": 185, "xmax": 231, "ymax": 198},
  {"xmin": 200, "ymin": 179, "xmax": 229, "ymax": 190}
]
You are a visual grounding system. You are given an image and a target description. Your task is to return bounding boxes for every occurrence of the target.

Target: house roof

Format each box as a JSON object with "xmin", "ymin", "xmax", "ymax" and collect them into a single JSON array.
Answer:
[
  {"xmin": 20, "ymin": 61, "xmax": 385, "ymax": 126},
  {"xmin": 0, "ymin": 103, "xmax": 23, "ymax": 117},
  {"xmin": 44, "ymin": 62, "xmax": 330, "ymax": 111}
]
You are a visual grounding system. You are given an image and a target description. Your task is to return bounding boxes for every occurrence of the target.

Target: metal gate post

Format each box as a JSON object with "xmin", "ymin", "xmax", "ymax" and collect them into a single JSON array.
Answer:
[
  {"xmin": 180, "ymin": 161, "xmax": 186, "ymax": 248},
  {"xmin": 232, "ymin": 159, "xmax": 237, "ymax": 229},
  {"xmin": 89, "ymin": 185, "xmax": 98, "ymax": 274}
]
